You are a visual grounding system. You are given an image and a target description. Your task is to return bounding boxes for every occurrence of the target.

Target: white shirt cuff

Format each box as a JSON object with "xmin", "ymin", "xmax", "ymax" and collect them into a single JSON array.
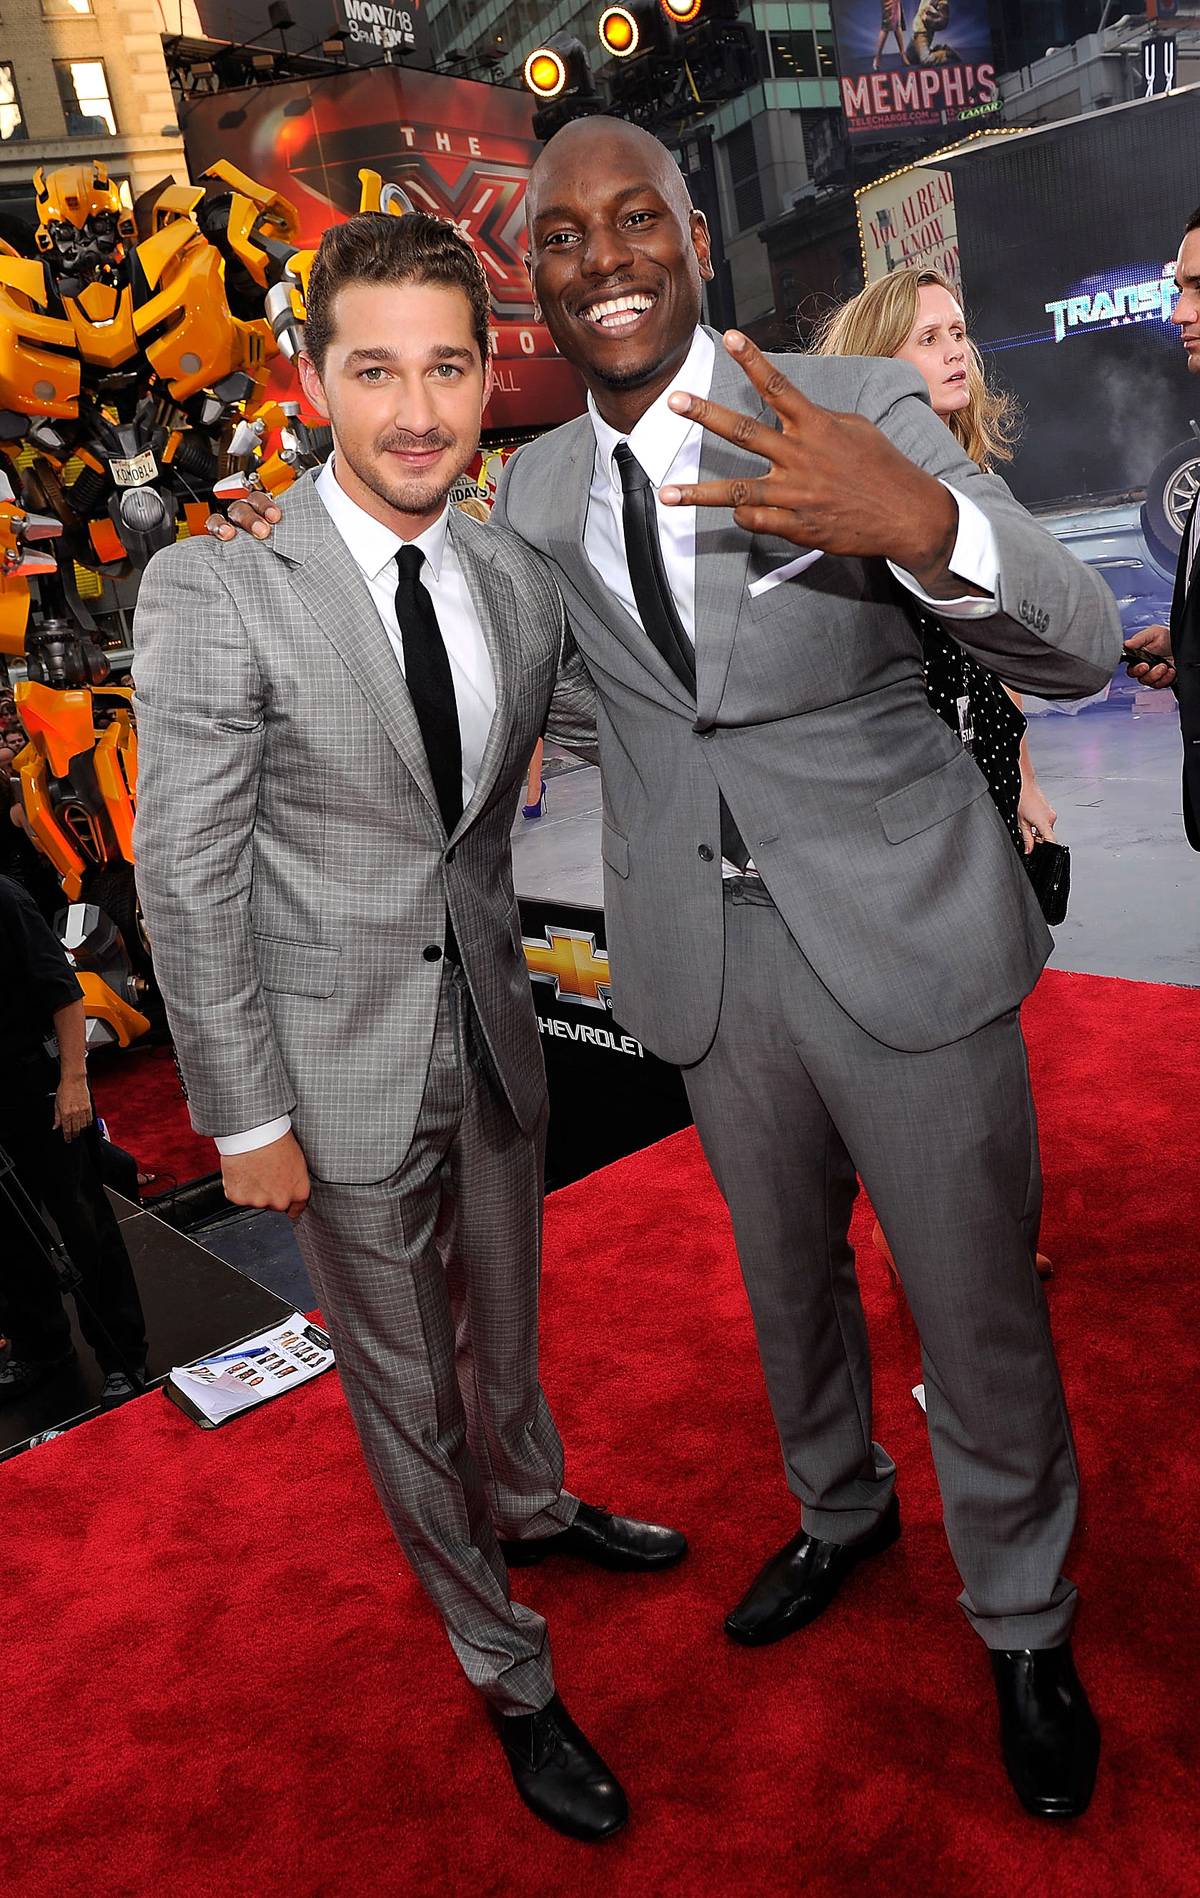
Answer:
[
  {"xmin": 888, "ymin": 483, "xmax": 999, "ymax": 620},
  {"xmin": 213, "ymin": 1115, "xmax": 292, "ymax": 1156}
]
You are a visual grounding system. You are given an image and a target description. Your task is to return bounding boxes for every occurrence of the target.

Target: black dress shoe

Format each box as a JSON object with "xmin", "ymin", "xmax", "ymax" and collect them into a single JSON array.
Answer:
[
  {"xmin": 500, "ymin": 1500, "xmax": 687, "ymax": 1572},
  {"xmin": 724, "ymin": 1494, "xmax": 901, "ymax": 1646},
  {"xmin": 489, "ymin": 1693, "xmax": 628, "ymax": 1842},
  {"xmin": 990, "ymin": 1642, "xmax": 1100, "ymax": 1820}
]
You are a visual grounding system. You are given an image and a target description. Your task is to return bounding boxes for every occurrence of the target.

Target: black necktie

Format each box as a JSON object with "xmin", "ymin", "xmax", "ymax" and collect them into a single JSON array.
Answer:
[
  {"xmin": 394, "ymin": 543, "xmax": 463, "ymax": 837},
  {"xmin": 613, "ymin": 441, "xmax": 749, "ymax": 870}
]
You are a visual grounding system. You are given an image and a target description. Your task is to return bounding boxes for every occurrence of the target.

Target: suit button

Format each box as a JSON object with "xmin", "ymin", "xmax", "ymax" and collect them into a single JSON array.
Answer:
[
  {"xmin": 423, "ymin": 945, "xmax": 443, "ymax": 962},
  {"xmin": 445, "ymin": 846, "xmax": 456, "ymax": 864},
  {"xmin": 697, "ymin": 844, "xmax": 714, "ymax": 861}
]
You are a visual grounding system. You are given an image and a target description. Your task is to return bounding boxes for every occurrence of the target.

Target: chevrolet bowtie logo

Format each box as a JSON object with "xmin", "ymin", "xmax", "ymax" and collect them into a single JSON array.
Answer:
[{"xmin": 523, "ymin": 926, "xmax": 612, "ymax": 1011}]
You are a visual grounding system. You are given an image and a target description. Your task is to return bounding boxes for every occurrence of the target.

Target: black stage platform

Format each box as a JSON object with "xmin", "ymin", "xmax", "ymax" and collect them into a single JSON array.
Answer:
[{"xmin": 0, "ymin": 1189, "xmax": 294, "ymax": 1460}]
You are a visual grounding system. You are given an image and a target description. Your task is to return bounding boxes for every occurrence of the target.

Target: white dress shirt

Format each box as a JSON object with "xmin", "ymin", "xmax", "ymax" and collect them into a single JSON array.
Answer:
[
  {"xmin": 214, "ymin": 456, "xmax": 497, "ymax": 1156},
  {"xmin": 582, "ymin": 326, "xmax": 1002, "ymax": 875},
  {"xmin": 582, "ymin": 325, "xmax": 1002, "ymax": 652}
]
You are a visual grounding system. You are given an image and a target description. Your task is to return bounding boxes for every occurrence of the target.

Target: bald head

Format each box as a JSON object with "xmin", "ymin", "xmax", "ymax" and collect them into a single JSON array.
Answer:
[
  {"xmin": 524, "ymin": 114, "xmax": 713, "ymax": 427},
  {"xmin": 527, "ymin": 116, "xmax": 696, "ymax": 227}
]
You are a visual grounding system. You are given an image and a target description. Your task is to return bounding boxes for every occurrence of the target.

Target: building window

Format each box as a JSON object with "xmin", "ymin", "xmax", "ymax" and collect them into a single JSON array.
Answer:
[
  {"xmin": 0, "ymin": 62, "xmax": 27, "ymax": 142},
  {"xmin": 769, "ymin": 30, "xmax": 818, "ymax": 77},
  {"xmin": 816, "ymin": 29, "xmax": 836, "ymax": 75},
  {"xmin": 724, "ymin": 122, "xmax": 763, "ymax": 232},
  {"xmin": 54, "ymin": 59, "xmax": 117, "ymax": 137},
  {"xmin": 42, "ymin": 0, "xmax": 94, "ymax": 14}
]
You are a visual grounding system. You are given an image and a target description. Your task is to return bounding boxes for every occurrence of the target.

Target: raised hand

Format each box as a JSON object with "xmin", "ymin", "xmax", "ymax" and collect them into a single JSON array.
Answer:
[{"xmin": 660, "ymin": 330, "xmax": 963, "ymax": 593}]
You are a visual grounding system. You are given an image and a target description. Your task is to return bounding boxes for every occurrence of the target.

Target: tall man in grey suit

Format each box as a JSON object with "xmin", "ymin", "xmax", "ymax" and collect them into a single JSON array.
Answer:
[
  {"xmin": 217, "ymin": 123, "xmax": 1119, "ymax": 1819},
  {"xmin": 499, "ymin": 119, "xmax": 1117, "ymax": 1822},
  {"xmin": 133, "ymin": 209, "xmax": 686, "ymax": 1845}
]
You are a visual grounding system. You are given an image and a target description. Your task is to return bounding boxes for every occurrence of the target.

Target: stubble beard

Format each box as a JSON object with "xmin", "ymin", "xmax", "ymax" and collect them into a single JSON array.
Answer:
[{"xmin": 339, "ymin": 429, "xmax": 477, "ymax": 520}]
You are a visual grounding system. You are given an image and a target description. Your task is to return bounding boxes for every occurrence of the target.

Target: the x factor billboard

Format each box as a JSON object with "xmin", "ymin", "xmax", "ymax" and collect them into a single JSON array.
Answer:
[
  {"xmin": 180, "ymin": 70, "xmax": 585, "ymax": 434},
  {"xmin": 831, "ymin": 0, "xmax": 1000, "ymax": 143}
]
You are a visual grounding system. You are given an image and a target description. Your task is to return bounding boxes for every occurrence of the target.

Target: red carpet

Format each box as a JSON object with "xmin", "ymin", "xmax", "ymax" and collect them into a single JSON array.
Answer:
[
  {"xmin": 4, "ymin": 968, "xmax": 1196, "ymax": 1897},
  {"xmin": 90, "ymin": 1044, "xmax": 217, "ymax": 1188}
]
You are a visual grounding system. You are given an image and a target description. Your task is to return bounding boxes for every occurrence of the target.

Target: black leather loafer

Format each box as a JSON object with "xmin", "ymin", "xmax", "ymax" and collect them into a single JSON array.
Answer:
[
  {"xmin": 500, "ymin": 1500, "xmax": 687, "ymax": 1572},
  {"xmin": 991, "ymin": 1642, "xmax": 1100, "ymax": 1820},
  {"xmin": 724, "ymin": 1494, "xmax": 901, "ymax": 1645},
  {"xmin": 489, "ymin": 1693, "xmax": 628, "ymax": 1842}
]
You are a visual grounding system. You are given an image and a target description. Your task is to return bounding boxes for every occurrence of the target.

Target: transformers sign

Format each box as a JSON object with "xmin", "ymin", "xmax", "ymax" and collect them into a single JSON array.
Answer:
[
  {"xmin": 830, "ymin": 0, "xmax": 1000, "ymax": 142},
  {"xmin": 1043, "ymin": 264, "xmax": 1179, "ymax": 344}
]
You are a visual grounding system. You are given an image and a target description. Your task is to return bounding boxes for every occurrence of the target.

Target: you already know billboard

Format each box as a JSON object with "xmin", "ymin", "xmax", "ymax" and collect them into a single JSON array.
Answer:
[{"xmin": 831, "ymin": 0, "xmax": 1000, "ymax": 142}]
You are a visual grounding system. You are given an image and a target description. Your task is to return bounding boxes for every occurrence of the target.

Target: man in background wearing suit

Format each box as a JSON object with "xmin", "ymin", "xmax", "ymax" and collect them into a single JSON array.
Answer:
[
  {"xmin": 215, "ymin": 124, "xmax": 1121, "ymax": 1819},
  {"xmin": 497, "ymin": 118, "xmax": 1118, "ymax": 1822},
  {"xmin": 134, "ymin": 210, "xmax": 686, "ymax": 1845},
  {"xmin": 1123, "ymin": 207, "xmax": 1198, "ymax": 845}
]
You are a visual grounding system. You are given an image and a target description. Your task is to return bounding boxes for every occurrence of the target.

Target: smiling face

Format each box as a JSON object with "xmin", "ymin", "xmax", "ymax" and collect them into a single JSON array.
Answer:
[
  {"xmin": 526, "ymin": 118, "xmax": 713, "ymax": 429},
  {"xmin": 1171, "ymin": 227, "xmax": 1200, "ymax": 374},
  {"xmin": 298, "ymin": 277, "xmax": 492, "ymax": 536},
  {"xmin": 895, "ymin": 282, "xmax": 970, "ymax": 418}
]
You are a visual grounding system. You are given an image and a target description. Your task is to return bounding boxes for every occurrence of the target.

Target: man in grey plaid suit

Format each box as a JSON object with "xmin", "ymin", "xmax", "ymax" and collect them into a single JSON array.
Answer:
[{"xmin": 132, "ymin": 211, "xmax": 685, "ymax": 1844}]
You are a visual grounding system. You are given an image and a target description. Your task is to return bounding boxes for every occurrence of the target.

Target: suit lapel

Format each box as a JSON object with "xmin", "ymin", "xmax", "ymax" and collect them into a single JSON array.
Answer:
[
  {"xmin": 545, "ymin": 417, "xmax": 698, "ymax": 713},
  {"xmin": 693, "ymin": 333, "xmax": 773, "ymax": 726},
  {"xmin": 446, "ymin": 508, "xmax": 519, "ymax": 842},
  {"xmin": 274, "ymin": 474, "xmax": 441, "ymax": 823},
  {"xmin": 1172, "ymin": 492, "xmax": 1200, "ymax": 647}
]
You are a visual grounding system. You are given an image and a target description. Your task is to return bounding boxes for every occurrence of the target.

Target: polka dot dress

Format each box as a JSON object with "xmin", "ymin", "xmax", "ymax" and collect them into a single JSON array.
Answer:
[{"xmin": 918, "ymin": 614, "xmax": 1026, "ymax": 855}]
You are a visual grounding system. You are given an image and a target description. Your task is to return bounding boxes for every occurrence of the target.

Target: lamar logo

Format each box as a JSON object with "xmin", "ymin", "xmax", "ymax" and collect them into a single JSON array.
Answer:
[{"xmin": 523, "ymin": 926, "xmax": 612, "ymax": 1011}]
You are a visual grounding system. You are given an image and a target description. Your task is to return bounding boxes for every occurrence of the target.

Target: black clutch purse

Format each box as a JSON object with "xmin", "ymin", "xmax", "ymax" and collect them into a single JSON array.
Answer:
[{"xmin": 1023, "ymin": 840, "xmax": 1071, "ymax": 925}]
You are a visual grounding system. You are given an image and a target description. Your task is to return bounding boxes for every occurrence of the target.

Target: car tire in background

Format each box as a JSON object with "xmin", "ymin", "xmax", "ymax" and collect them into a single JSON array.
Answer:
[{"xmin": 1140, "ymin": 434, "xmax": 1200, "ymax": 570}]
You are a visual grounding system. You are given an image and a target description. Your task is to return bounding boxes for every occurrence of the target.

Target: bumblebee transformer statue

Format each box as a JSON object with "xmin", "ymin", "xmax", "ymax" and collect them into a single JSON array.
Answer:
[{"xmin": 0, "ymin": 161, "xmax": 407, "ymax": 1052}]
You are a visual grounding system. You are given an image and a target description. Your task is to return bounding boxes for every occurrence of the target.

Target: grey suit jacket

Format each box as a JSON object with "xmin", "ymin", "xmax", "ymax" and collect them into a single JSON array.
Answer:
[
  {"xmin": 132, "ymin": 471, "xmax": 596, "ymax": 1184},
  {"xmin": 498, "ymin": 331, "xmax": 1123, "ymax": 1063}
]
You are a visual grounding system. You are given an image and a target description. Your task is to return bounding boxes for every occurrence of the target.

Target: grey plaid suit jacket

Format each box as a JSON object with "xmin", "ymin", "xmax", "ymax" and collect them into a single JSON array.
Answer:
[
  {"xmin": 496, "ymin": 332, "xmax": 1123, "ymax": 1065},
  {"xmin": 132, "ymin": 471, "xmax": 596, "ymax": 1184}
]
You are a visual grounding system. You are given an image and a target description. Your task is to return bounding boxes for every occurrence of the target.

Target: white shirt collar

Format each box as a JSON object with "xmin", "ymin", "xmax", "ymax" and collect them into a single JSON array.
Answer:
[
  {"xmin": 587, "ymin": 326, "xmax": 716, "ymax": 491},
  {"xmin": 315, "ymin": 453, "xmax": 452, "ymax": 583}
]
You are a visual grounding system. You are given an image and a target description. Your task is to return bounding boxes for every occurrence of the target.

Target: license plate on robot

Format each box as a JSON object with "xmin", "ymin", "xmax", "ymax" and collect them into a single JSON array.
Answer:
[{"xmin": 110, "ymin": 450, "xmax": 157, "ymax": 487}]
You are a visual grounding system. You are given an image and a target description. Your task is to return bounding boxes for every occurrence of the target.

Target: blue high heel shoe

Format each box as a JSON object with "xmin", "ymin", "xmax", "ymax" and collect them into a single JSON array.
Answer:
[{"xmin": 521, "ymin": 778, "xmax": 547, "ymax": 820}]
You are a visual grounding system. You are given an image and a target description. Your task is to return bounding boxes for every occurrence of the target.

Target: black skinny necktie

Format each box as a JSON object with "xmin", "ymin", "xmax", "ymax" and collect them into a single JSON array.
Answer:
[
  {"xmin": 613, "ymin": 441, "xmax": 749, "ymax": 870},
  {"xmin": 394, "ymin": 543, "xmax": 463, "ymax": 837},
  {"xmin": 614, "ymin": 441, "xmax": 697, "ymax": 692}
]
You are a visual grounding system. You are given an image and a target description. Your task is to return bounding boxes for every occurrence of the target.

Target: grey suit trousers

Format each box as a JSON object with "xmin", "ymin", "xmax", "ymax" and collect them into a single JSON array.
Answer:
[
  {"xmin": 294, "ymin": 963, "xmax": 577, "ymax": 1711},
  {"xmin": 683, "ymin": 879, "xmax": 1079, "ymax": 1650}
]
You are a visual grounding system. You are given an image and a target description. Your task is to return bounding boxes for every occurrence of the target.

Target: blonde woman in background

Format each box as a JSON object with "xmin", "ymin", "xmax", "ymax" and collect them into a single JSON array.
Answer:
[{"xmin": 814, "ymin": 267, "xmax": 1056, "ymax": 1279}]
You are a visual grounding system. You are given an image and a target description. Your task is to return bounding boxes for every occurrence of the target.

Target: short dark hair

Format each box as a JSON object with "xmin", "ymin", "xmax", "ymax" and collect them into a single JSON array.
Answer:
[
  {"xmin": 303, "ymin": 210, "xmax": 491, "ymax": 372},
  {"xmin": 1187, "ymin": 205, "xmax": 1200, "ymax": 234}
]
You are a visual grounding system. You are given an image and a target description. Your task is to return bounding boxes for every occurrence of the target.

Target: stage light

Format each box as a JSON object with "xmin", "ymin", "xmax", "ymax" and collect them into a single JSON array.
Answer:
[
  {"xmin": 660, "ymin": 0, "xmax": 703, "ymax": 22},
  {"xmin": 525, "ymin": 32, "xmax": 605, "ymax": 138},
  {"xmin": 599, "ymin": 5, "xmax": 641, "ymax": 57},
  {"xmin": 525, "ymin": 46, "xmax": 568, "ymax": 96}
]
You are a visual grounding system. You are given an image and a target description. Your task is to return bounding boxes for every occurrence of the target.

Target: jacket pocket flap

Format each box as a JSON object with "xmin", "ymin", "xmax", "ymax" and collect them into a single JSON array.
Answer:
[
  {"xmin": 875, "ymin": 748, "xmax": 988, "ymax": 844},
  {"xmin": 254, "ymin": 933, "xmax": 340, "ymax": 998},
  {"xmin": 600, "ymin": 821, "xmax": 630, "ymax": 878}
]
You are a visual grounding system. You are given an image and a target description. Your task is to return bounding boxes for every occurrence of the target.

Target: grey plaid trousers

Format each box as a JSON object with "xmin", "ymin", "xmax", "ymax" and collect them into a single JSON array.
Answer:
[{"xmin": 295, "ymin": 963, "xmax": 577, "ymax": 1711}]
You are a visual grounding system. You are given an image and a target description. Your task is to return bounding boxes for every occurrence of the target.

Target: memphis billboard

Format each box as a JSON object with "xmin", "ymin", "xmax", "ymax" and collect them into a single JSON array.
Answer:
[{"xmin": 831, "ymin": 0, "xmax": 1001, "ymax": 143}]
